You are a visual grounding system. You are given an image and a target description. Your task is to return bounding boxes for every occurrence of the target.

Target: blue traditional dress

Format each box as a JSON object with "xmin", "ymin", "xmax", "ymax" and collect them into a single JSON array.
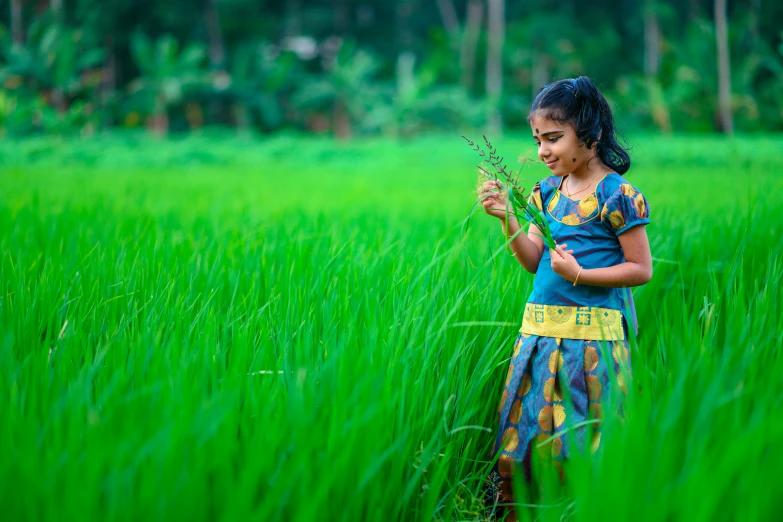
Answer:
[{"xmin": 484, "ymin": 172, "xmax": 650, "ymax": 507}]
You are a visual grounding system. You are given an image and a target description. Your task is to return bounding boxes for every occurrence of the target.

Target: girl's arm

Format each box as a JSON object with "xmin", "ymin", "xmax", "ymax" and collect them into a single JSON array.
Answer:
[
  {"xmin": 551, "ymin": 225, "xmax": 653, "ymax": 287},
  {"xmin": 499, "ymin": 217, "xmax": 545, "ymax": 274}
]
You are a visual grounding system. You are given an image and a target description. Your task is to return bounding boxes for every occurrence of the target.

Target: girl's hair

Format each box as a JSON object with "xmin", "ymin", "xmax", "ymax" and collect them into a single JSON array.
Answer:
[{"xmin": 528, "ymin": 76, "xmax": 631, "ymax": 175}]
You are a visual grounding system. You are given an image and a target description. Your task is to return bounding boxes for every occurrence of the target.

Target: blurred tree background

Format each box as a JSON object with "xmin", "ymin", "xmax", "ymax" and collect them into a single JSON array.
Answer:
[{"xmin": 0, "ymin": 0, "xmax": 780, "ymax": 138}]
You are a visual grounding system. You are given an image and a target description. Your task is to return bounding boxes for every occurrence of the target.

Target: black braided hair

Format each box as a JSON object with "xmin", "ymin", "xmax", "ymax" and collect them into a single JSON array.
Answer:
[{"xmin": 528, "ymin": 76, "xmax": 631, "ymax": 175}]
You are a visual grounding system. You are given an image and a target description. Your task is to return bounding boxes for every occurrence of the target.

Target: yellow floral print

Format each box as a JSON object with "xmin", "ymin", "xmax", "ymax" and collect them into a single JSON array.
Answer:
[
  {"xmin": 498, "ymin": 389, "xmax": 508, "ymax": 413},
  {"xmin": 503, "ymin": 427, "xmax": 519, "ymax": 452},
  {"xmin": 510, "ymin": 399, "xmax": 522, "ymax": 424},
  {"xmin": 547, "ymin": 191, "xmax": 561, "ymax": 213},
  {"xmin": 609, "ymin": 210, "xmax": 626, "ymax": 230},
  {"xmin": 518, "ymin": 373, "xmax": 531, "ymax": 397},
  {"xmin": 620, "ymin": 184, "xmax": 637, "ymax": 197},
  {"xmin": 553, "ymin": 404, "xmax": 566, "ymax": 428},
  {"xmin": 586, "ymin": 375, "xmax": 602, "ymax": 401},
  {"xmin": 584, "ymin": 346, "xmax": 599, "ymax": 372},
  {"xmin": 538, "ymin": 406, "xmax": 553, "ymax": 430},
  {"xmin": 634, "ymin": 193, "xmax": 647, "ymax": 218},
  {"xmin": 543, "ymin": 377, "xmax": 556, "ymax": 401},
  {"xmin": 577, "ymin": 194, "xmax": 598, "ymax": 217},
  {"xmin": 548, "ymin": 350, "xmax": 564, "ymax": 374}
]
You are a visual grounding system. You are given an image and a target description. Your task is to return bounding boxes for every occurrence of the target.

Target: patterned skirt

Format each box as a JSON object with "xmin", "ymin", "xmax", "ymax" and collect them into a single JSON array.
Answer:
[{"xmin": 483, "ymin": 332, "xmax": 632, "ymax": 511}]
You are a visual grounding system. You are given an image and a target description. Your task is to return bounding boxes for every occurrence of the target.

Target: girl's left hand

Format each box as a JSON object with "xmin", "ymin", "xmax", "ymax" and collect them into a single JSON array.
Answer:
[{"xmin": 550, "ymin": 243, "xmax": 580, "ymax": 282}]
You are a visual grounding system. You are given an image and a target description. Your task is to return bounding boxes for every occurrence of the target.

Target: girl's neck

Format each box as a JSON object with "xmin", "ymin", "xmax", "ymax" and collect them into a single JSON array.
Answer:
[{"xmin": 567, "ymin": 159, "xmax": 610, "ymax": 182}]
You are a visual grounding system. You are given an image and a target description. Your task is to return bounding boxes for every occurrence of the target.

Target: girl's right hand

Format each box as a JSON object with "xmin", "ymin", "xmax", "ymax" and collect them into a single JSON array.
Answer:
[{"xmin": 479, "ymin": 180, "xmax": 511, "ymax": 220}]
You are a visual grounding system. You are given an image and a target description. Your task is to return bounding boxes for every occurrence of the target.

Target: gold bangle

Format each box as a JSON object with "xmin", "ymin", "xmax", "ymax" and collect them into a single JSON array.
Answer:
[{"xmin": 573, "ymin": 266, "xmax": 583, "ymax": 286}]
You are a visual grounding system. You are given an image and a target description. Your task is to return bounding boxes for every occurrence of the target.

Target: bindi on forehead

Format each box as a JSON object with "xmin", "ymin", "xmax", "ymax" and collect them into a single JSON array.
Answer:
[{"xmin": 530, "ymin": 117, "xmax": 567, "ymax": 137}]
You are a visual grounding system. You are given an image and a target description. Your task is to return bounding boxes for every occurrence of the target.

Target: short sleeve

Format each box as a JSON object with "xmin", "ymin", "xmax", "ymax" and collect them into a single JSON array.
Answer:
[
  {"xmin": 600, "ymin": 183, "xmax": 650, "ymax": 235},
  {"xmin": 528, "ymin": 182, "xmax": 543, "ymax": 212}
]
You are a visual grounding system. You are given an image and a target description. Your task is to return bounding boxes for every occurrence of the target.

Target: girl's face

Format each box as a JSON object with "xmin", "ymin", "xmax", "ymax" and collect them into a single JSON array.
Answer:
[{"xmin": 529, "ymin": 113, "xmax": 597, "ymax": 177}]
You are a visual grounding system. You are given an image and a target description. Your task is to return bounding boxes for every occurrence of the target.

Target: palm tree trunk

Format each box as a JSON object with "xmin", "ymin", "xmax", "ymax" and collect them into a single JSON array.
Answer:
[
  {"xmin": 486, "ymin": 0, "xmax": 505, "ymax": 133},
  {"xmin": 48, "ymin": 0, "xmax": 66, "ymax": 113},
  {"xmin": 204, "ymin": 0, "xmax": 226, "ymax": 71},
  {"xmin": 459, "ymin": 1, "xmax": 483, "ymax": 92},
  {"xmin": 397, "ymin": 0, "xmax": 415, "ymax": 49},
  {"xmin": 204, "ymin": 0, "xmax": 225, "ymax": 125},
  {"xmin": 749, "ymin": 0, "xmax": 761, "ymax": 51},
  {"xmin": 333, "ymin": 0, "xmax": 351, "ymax": 138},
  {"xmin": 11, "ymin": 0, "xmax": 23, "ymax": 45},
  {"xmin": 396, "ymin": 0, "xmax": 416, "ymax": 136},
  {"xmin": 149, "ymin": 93, "xmax": 169, "ymax": 136},
  {"xmin": 51, "ymin": 0, "xmax": 63, "ymax": 20},
  {"xmin": 644, "ymin": 1, "xmax": 660, "ymax": 77},
  {"xmin": 644, "ymin": 1, "xmax": 671, "ymax": 133},
  {"xmin": 102, "ymin": 36, "xmax": 117, "ymax": 128},
  {"xmin": 714, "ymin": 0, "xmax": 733, "ymax": 134},
  {"xmin": 333, "ymin": 99, "xmax": 351, "ymax": 140},
  {"xmin": 395, "ymin": 51, "xmax": 416, "ymax": 137},
  {"xmin": 532, "ymin": 54, "xmax": 549, "ymax": 99},
  {"xmin": 435, "ymin": 0, "xmax": 460, "ymax": 52},
  {"xmin": 232, "ymin": 104, "xmax": 253, "ymax": 135},
  {"xmin": 51, "ymin": 89, "xmax": 66, "ymax": 113}
]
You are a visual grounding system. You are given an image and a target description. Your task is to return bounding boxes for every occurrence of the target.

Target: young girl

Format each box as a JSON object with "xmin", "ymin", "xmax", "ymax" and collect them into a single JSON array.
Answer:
[{"xmin": 480, "ymin": 77, "xmax": 652, "ymax": 519}]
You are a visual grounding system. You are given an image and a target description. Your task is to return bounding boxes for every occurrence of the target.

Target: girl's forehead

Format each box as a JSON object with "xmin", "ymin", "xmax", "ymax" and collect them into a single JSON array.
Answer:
[{"xmin": 529, "ymin": 117, "xmax": 569, "ymax": 135}]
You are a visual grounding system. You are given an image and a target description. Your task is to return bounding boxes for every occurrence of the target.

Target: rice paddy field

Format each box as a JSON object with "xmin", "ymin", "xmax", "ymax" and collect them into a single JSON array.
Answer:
[{"xmin": 1, "ymin": 132, "xmax": 782, "ymax": 521}]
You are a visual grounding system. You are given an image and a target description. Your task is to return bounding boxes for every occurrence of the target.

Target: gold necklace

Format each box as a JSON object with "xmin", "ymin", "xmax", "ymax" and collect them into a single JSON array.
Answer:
[{"xmin": 564, "ymin": 168, "xmax": 611, "ymax": 198}]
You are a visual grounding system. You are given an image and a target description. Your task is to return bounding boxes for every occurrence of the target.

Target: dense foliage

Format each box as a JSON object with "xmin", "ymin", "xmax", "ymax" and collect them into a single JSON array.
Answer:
[{"xmin": 0, "ymin": 0, "xmax": 781, "ymax": 137}]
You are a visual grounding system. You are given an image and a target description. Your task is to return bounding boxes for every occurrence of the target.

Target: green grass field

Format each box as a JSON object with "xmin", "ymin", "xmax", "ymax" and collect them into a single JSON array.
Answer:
[{"xmin": 1, "ymin": 133, "xmax": 782, "ymax": 521}]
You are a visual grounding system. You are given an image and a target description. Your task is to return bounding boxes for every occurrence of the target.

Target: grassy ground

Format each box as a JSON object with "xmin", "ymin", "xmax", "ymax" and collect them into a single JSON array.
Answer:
[{"xmin": 1, "ymin": 132, "xmax": 782, "ymax": 521}]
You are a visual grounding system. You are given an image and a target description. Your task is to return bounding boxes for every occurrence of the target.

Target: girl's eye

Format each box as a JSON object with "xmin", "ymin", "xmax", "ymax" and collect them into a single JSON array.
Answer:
[{"xmin": 549, "ymin": 138, "xmax": 559, "ymax": 143}]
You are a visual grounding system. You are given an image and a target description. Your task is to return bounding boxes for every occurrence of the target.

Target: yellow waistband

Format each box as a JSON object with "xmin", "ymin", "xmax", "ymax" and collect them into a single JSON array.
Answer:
[{"xmin": 520, "ymin": 304, "xmax": 625, "ymax": 341}]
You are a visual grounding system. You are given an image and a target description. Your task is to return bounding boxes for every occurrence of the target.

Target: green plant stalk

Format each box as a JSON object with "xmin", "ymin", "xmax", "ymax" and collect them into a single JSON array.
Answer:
[
  {"xmin": 466, "ymin": 135, "xmax": 557, "ymax": 250},
  {"xmin": 485, "ymin": 178, "xmax": 557, "ymax": 252},
  {"xmin": 509, "ymin": 185, "xmax": 557, "ymax": 250}
]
